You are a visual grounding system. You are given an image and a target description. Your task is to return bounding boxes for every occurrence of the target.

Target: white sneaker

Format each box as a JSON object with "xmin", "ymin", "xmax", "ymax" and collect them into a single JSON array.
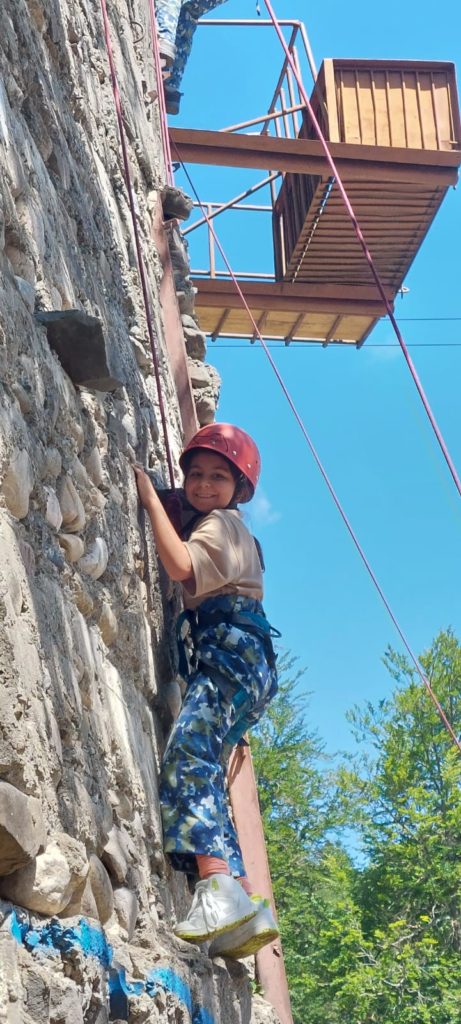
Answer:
[
  {"xmin": 174, "ymin": 874, "xmax": 258, "ymax": 944},
  {"xmin": 208, "ymin": 895, "xmax": 279, "ymax": 959}
]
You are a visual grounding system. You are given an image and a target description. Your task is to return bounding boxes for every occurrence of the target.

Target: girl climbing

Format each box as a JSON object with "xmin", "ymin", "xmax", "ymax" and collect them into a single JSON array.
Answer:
[
  {"xmin": 155, "ymin": 0, "xmax": 228, "ymax": 115},
  {"xmin": 134, "ymin": 423, "xmax": 279, "ymax": 957}
]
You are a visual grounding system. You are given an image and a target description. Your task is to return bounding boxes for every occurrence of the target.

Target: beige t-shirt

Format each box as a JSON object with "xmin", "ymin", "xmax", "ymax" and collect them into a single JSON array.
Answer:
[{"xmin": 182, "ymin": 509, "xmax": 263, "ymax": 610}]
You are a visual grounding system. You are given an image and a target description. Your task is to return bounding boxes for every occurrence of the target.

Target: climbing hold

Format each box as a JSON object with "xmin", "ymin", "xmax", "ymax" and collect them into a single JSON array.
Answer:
[{"xmin": 35, "ymin": 309, "xmax": 123, "ymax": 391}]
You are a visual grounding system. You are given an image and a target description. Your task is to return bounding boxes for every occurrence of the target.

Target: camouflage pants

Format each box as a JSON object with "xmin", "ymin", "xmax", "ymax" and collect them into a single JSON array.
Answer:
[
  {"xmin": 155, "ymin": 0, "xmax": 228, "ymax": 91},
  {"xmin": 160, "ymin": 598, "xmax": 278, "ymax": 876}
]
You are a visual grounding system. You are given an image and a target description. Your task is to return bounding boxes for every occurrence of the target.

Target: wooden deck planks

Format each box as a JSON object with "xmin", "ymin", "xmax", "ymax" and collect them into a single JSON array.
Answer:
[{"xmin": 192, "ymin": 278, "xmax": 388, "ymax": 345}]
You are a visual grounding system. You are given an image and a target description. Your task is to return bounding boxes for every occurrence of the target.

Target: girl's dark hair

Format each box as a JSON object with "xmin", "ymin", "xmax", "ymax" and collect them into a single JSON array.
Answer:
[
  {"xmin": 181, "ymin": 449, "xmax": 249, "ymax": 504},
  {"xmin": 180, "ymin": 448, "xmax": 239, "ymax": 481}
]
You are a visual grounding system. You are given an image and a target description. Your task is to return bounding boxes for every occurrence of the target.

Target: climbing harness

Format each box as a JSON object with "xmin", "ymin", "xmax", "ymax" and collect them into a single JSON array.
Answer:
[{"xmin": 176, "ymin": 594, "xmax": 280, "ymax": 681}]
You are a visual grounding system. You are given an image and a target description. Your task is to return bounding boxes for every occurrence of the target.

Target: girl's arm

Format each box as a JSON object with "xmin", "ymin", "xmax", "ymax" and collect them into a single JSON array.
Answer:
[{"xmin": 133, "ymin": 466, "xmax": 193, "ymax": 583}]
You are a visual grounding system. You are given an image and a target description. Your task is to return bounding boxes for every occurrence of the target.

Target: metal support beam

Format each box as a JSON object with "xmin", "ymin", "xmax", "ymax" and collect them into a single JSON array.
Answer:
[
  {"xmin": 220, "ymin": 104, "xmax": 305, "ymax": 135},
  {"xmin": 170, "ymin": 128, "xmax": 460, "ymax": 186},
  {"xmin": 183, "ymin": 172, "xmax": 279, "ymax": 235},
  {"xmin": 150, "ymin": 198, "xmax": 198, "ymax": 440}
]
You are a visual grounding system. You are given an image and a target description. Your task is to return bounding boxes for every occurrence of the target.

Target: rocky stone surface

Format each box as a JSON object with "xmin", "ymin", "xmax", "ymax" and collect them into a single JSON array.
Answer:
[
  {"xmin": 57, "ymin": 475, "xmax": 86, "ymax": 533},
  {"xmin": 35, "ymin": 310, "xmax": 124, "ymax": 392},
  {"xmin": 113, "ymin": 886, "xmax": 139, "ymax": 940},
  {"xmin": 187, "ymin": 359, "xmax": 222, "ymax": 425},
  {"xmin": 0, "ymin": 0, "xmax": 276, "ymax": 1020},
  {"xmin": 58, "ymin": 532, "xmax": 85, "ymax": 561},
  {"xmin": 0, "ymin": 783, "xmax": 46, "ymax": 876},
  {"xmin": 182, "ymin": 319, "xmax": 207, "ymax": 361},
  {"xmin": 77, "ymin": 536, "xmax": 108, "ymax": 579},
  {"xmin": 1, "ymin": 449, "xmax": 34, "ymax": 519},
  {"xmin": 0, "ymin": 834, "xmax": 88, "ymax": 914}
]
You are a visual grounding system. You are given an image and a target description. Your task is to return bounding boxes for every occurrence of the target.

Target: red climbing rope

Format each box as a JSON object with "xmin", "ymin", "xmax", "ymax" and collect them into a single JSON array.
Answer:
[
  {"xmin": 99, "ymin": 0, "xmax": 176, "ymax": 489},
  {"xmin": 173, "ymin": 146, "xmax": 461, "ymax": 755},
  {"xmin": 263, "ymin": 0, "xmax": 461, "ymax": 503}
]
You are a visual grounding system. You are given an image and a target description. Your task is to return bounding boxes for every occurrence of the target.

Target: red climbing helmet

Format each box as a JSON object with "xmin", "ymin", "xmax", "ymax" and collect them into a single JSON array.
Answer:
[{"xmin": 179, "ymin": 423, "xmax": 261, "ymax": 502}]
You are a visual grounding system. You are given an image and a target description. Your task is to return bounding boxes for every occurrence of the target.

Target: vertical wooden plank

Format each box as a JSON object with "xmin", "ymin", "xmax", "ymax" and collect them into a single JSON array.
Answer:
[
  {"xmin": 415, "ymin": 75, "xmax": 427, "ymax": 149},
  {"xmin": 432, "ymin": 73, "xmax": 454, "ymax": 149},
  {"xmin": 337, "ymin": 69, "xmax": 346, "ymax": 142},
  {"xmin": 389, "ymin": 70, "xmax": 405, "ymax": 147},
  {"xmin": 323, "ymin": 59, "xmax": 340, "ymax": 142},
  {"xmin": 358, "ymin": 69, "xmax": 376, "ymax": 144},
  {"xmin": 374, "ymin": 71, "xmax": 390, "ymax": 146},
  {"xmin": 341, "ymin": 69, "xmax": 362, "ymax": 143},
  {"xmin": 403, "ymin": 72, "xmax": 422, "ymax": 148},
  {"xmin": 354, "ymin": 69, "xmax": 364, "ymax": 143},
  {"xmin": 370, "ymin": 75, "xmax": 379, "ymax": 145},
  {"xmin": 229, "ymin": 745, "xmax": 294, "ymax": 1024},
  {"xmin": 150, "ymin": 197, "xmax": 198, "ymax": 441},
  {"xmin": 385, "ymin": 71, "xmax": 394, "ymax": 146},
  {"xmin": 445, "ymin": 66, "xmax": 461, "ymax": 146},
  {"xmin": 401, "ymin": 71, "xmax": 409, "ymax": 148},
  {"xmin": 420, "ymin": 71, "xmax": 437, "ymax": 148},
  {"xmin": 430, "ymin": 74, "xmax": 442, "ymax": 149}
]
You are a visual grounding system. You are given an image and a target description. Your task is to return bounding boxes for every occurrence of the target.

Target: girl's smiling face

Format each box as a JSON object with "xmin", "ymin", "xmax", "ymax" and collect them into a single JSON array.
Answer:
[{"xmin": 184, "ymin": 451, "xmax": 237, "ymax": 512}]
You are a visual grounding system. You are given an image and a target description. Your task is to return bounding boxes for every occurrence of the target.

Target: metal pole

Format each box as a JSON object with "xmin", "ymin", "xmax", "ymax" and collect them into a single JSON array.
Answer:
[
  {"xmin": 183, "ymin": 173, "xmax": 280, "ymax": 235},
  {"xmin": 220, "ymin": 103, "xmax": 305, "ymax": 135},
  {"xmin": 207, "ymin": 204, "xmax": 215, "ymax": 278},
  {"xmin": 197, "ymin": 17, "xmax": 318, "ymax": 82}
]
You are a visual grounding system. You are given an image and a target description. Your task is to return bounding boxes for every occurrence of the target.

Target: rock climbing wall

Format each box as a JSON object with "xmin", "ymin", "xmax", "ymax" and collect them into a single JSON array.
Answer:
[{"xmin": 0, "ymin": 1, "xmax": 278, "ymax": 1021}]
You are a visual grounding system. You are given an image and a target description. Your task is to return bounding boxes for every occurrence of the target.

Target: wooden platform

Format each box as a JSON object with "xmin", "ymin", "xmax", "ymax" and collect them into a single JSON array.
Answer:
[
  {"xmin": 273, "ymin": 176, "xmax": 449, "ymax": 289},
  {"xmin": 171, "ymin": 58, "xmax": 461, "ymax": 346},
  {"xmin": 191, "ymin": 279, "xmax": 392, "ymax": 345},
  {"xmin": 273, "ymin": 59, "xmax": 461, "ymax": 289}
]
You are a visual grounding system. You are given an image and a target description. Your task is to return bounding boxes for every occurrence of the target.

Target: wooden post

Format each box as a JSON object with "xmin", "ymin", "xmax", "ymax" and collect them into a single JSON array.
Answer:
[
  {"xmin": 229, "ymin": 744, "xmax": 294, "ymax": 1024},
  {"xmin": 150, "ymin": 196, "xmax": 198, "ymax": 442}
]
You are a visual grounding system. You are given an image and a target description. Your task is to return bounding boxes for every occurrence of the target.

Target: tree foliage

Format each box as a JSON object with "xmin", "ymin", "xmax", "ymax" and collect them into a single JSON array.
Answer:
[{"xmin": 251, "ymin": 632, "xmax": 461, "ymax": 1024}]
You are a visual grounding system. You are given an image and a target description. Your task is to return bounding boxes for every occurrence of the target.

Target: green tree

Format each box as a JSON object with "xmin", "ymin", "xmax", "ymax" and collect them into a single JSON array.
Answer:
[
  {"xmin": 251, "ymin": 657, "xmax": 365, "ymax": 1023},
  {"xmin": 342, "ymin": 629, "xmax": 461, "ymax": 1021},
  {"xmin": 252, "ymin": 633, "xmax": 461, "ymax": 1023}
]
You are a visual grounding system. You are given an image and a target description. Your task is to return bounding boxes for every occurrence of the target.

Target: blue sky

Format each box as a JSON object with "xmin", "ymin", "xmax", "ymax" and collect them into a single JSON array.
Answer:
[{"xmin": 172, "ymin": 0, "xmax": 461, "ymax": 754}]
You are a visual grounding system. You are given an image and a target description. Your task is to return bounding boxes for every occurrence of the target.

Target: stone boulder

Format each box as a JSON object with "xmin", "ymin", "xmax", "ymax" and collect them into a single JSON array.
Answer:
[
  {"xmin": 0, "ymin": 782, "xmax": 46, "ymax": 876},
  {"xmin": 0, "ymin": 834, "xmax": 88, "ymax": 914},
  {"xmin": 1, "ymin": 449, "xmax": 33, "ymax": 519}
]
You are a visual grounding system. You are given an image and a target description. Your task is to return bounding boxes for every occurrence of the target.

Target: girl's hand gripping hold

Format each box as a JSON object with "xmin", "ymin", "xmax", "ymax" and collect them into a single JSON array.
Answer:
[
  {"xmin": 133, "ymin": 464, "xmax": 157, "ymax": 511},
  {"xmin": 133, "ymin": 464, "xmax": 193, "ymax": 584}
]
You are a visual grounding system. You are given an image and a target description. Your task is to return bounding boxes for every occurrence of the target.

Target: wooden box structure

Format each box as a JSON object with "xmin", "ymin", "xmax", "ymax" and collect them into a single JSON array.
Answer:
[
  {"xmin": 273, "ymin": 59, "xmax": 461, "ymax": 301},
  {"xmin": 171, "ymin": 54, "xmax": 461, "ymax": 345}
]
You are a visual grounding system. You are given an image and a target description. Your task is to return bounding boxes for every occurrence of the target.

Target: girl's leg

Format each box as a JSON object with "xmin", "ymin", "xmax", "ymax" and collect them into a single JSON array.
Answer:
[
  {"xmin": 154, "ymin": 0, "xmax": 183, "ymax": 63},
  {"xmin": 168, "ymin": 0, "xmax": 228, "ymax": 92},
  {"xmin": 196, "ymin": 853, "xmax": 230, "ymax": 877},
  {"xmin": 160, "ymin": 672, "xmax": 258, "ymax": 942},
  {"xmin": 160, "ymin": 672, "xmax": 246, "ymax": 865}
]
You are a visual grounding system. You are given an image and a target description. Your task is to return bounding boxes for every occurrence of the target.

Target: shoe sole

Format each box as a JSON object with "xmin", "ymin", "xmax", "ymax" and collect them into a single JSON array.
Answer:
[
  {"xmin": 174, "ymin": 908, "xmax": 257, "ymax": 945},
  {"xmin": 214, "ymin": 926, "xmax": 280, "ymax": 959}
]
